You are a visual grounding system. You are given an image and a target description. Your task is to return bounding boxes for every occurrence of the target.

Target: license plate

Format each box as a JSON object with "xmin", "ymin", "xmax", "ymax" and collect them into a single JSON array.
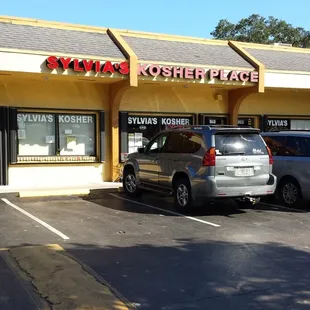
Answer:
[{"xmin": 235, "ymin": 167, "xmax": 254, "ymax": 176}]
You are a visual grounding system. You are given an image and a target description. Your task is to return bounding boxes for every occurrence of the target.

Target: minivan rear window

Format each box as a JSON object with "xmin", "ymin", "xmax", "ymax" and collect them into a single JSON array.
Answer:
[{"xmin": 215, "ymin": 133, "xmax": 267, "ymax": 156}]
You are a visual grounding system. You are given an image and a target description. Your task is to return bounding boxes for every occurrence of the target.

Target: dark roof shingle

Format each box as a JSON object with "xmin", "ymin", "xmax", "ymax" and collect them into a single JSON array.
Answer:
[
  {"xmin": 245, "ymin": 48, "xmax": 310, "ymax": 72},
  {"xmin": 0, "ymin": 22, "xmax": 125, "ymax": 59},
  {"xmin": 122, "ymin": 36, "xmax": 253, "ymax": 68}
]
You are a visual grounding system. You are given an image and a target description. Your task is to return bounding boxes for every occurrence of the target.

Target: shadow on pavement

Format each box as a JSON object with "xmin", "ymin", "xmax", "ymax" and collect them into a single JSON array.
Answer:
[
  {"xmin": 82, "ymin": 189, "xmax": 247, "ymax": 218},
  {"xmin": 65, "ymin": 239, "xmax": 310, "ymax": 310}
]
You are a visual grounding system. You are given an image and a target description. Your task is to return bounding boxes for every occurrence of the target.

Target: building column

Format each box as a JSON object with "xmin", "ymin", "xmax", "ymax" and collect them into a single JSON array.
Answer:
[
  {"xmin": 105, "ymin": 80, "xmax": 130, "ymax": 182},
  {"xmin": 228, "ymin": 87, "xmax": 257, "ymax": 125}
]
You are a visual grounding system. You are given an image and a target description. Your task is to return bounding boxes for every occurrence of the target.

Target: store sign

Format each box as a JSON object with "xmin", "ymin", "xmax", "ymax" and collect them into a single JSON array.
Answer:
[
  {"xmin": 238, "ymin": 118, "xmax": 253, "ymax": 127},
  {"xmin": 265, "ymin": 118, "xmax": 291, "ymax": 131},
  {"xmin": 128, "ymin": 116, "xmax": 191, "ymax": 126},
  {"xmin": 138, "ymin": 65, "xmax": 259, "ymax": 83},
  {"xmin": 17, "ymin": 113, "xmax": 93, "ymax": 124},
  {"xmin": 45, "ymin": 56, "xmax": 258, "ymax": 82},
  {"xmin": 46, "ymin": 56, "xmax": 130, "ymax": 74},
  {"xmin": 204, "ymin": 117, "xmax": 227, "ymax": 125}
]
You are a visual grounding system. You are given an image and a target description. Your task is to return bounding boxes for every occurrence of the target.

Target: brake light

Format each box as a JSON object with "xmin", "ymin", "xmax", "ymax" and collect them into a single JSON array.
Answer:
[
  {"xmin": 202, "ymin": 147, "xmax": 216, "ymax": 166},
  {"xmin": 266, "ymin": 146, "xmax": 274, "ymax": 165}
]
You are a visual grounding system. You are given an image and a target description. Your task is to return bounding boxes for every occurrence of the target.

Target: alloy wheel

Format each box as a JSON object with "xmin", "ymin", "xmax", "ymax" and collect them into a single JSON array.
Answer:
[
  {"xmin": 125, "ymin": 174, "xmax": 137, "ymax": 193},
  {"xmin": 282, "ymin": 182, "xmax": 298, "ymax": 205},
  {"xmin": 176, "ymin": 184, "xmax": 189, "ymax": 207}
]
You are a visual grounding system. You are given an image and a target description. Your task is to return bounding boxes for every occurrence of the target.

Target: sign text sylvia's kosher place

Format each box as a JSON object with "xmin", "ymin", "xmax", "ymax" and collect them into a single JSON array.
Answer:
[{"xmin": 45, "ymin": 56, "xmax": 259, "ymax": 83}]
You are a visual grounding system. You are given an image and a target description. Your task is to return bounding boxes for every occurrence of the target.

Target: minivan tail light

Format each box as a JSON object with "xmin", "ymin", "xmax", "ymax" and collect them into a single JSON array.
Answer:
[
  {"xmin": 202, "ymin": 147, "xmax": 216, "ymax": 166},
  {"xmin": 266, "ymin": 146, "xmax": 274, "ymax": 165}
]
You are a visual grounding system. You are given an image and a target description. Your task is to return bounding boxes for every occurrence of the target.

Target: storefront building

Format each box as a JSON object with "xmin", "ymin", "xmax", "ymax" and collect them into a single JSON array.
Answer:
[{"xmin": 0, "ymin": 16, "xmax": 310, "ymax": 186}]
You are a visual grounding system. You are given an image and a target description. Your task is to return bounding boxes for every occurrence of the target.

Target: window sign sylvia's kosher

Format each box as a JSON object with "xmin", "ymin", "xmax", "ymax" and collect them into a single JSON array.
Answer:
[
  {"xmin": 128, "ymin": 116, "xmax": 191, "ymax": 126},
  {"xmin": 17, "ymin": 113, "xmax": 94, "ymax": 124}
]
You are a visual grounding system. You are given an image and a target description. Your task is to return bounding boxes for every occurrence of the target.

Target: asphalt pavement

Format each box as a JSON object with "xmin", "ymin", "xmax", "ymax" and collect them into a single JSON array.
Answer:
[{"xmin": 0, "ymin": 190, "xmax": 310, "ymax": 309}]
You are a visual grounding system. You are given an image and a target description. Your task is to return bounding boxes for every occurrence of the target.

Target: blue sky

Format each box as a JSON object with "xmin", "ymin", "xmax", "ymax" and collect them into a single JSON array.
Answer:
[{"xmin": 1, "ymin": 0, "xmax": 310, "ymax": 38}]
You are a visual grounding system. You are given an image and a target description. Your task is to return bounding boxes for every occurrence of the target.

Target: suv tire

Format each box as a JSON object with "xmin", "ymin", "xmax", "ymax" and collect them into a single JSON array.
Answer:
[
  {"xmin": 277, "ymin": 177, "xmax": 302, "ymax": 208},
  {"xmin": 174, "ymin": 178, "xmax": 192, "ymax": 213},
  {"xmin": 123, "ymin": 168, "xmax": 141, "ymax": 197}
]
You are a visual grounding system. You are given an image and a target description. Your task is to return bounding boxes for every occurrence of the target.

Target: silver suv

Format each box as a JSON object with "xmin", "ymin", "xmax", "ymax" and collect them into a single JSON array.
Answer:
[{"xmin": 122, "ymin": 125, "xmax": 276, "ymax": 212}]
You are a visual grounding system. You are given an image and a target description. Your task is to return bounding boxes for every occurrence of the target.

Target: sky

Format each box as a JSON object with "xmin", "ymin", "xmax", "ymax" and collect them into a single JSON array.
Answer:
[{"xmin": 1, "ymin": 0, "xmax": 310, "ymax": 38}]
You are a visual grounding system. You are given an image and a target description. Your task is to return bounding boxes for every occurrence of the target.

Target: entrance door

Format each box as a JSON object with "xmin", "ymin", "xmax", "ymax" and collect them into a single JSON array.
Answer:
[{"xmin": 0, "ymin": 107, "xmax": 9, "ymax": 185}]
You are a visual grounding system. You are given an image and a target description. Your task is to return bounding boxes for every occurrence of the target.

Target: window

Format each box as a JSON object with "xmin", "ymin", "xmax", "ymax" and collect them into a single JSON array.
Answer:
[
  {"xmin": 263, "ymin": 136, "xmax": 286, "ymax": 156},
  {"xmin": 291, "ymin": 119, "xmax": 310, "ymax": 130},
  {"xmin": 17, "ymin": 113, "xmax": 56, "ymax": 156},
  {"xmin": 215, "ymin": 133, "xmax": 267, "ymax": 156},
  {"xmin": 58, "ymin": 114, "xmax": 95, "ymax": 156},
  {"xmin": 146, "ymin": 133, "xmax": 168, "ymax": 153},
  {"xmin": 164, "ymin": 131, "xmax": 204, "ymax": 154},
  {"xmin": 285, "ymin": 136, "xmax": 310, "ymax": 157},
  {"xmin": 17, "ymin": 112, "xmax": 96, "ymax": 160},
  {"xmin": 125, "ymin": 115, "xmax": 193, "ymax": 156}
]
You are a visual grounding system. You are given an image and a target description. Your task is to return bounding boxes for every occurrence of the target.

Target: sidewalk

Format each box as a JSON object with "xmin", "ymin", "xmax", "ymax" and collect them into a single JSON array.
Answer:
[{"xmin": 0, "ymin": 182, "xmax": 123, "ymax": 197}]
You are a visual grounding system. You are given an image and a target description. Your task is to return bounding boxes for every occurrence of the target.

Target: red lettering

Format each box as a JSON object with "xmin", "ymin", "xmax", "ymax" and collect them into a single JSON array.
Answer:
[
  {"xmin": 184, "ymin": 68, "xmax": 194, "ymax": 79},
  {"xmin": 137, "ymin": 64, "xmax": 148, "ymax": 76},
  {"xmin": 102, "ymin": 61, "xmax": 115, "ymax": 74},
  {"xmin": 194, "ymin": 68, "xmax": 205, "ymax": 79},
  {"xmin": 148, "ymin": 65, "xmax": 161, "ymax": 76},
  {"xmin": 172, "ymin": 67, "xmax": 184, "ymax": 78},
  {"xmin": 219, "ymin": 69, "xmax": 228, "ymax": 81},
  {"xmin": 119, "ymin": 62, "xmax": 129, "ymax": 75},
  {"xmin": 250, "ymin": 71, "xmax": 259, "ymax": 83},
  {"xmin": 209, "ymin": 69, "xmax": 219, "ymax": 80},
  {"xmin": 82, "ymin": 60, "xmax": 93, "ymax": 72},
  {"xmin": 94, "ymin": 61, "xmax": 101, "ymax": 73},
  {"xmin": 238, "ymin": 71, "xmax": 250, "ymax": 82},
  {"xmin": 46, "ymin": 56, "xmax": 59, "ymax": 69},
  {"xmin": 161, "ymin": 66, "xmax": 172, "ymax": 77},
  {"xmin": 73, "ymin": 59, "xmax": 84, "ymax": 72},
  {"xmin": 228, "ymin": 71, "xmax": 239, "ymax": 81},
  {"xmin": 59, "ymin": 57, "xmax": 71, "ymax": 70}
]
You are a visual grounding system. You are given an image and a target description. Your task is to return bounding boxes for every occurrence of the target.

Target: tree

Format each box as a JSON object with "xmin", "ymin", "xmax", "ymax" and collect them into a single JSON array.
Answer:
[{"xmin": 211, "ymin": 14, "xmax": 310, "ymax": 48}]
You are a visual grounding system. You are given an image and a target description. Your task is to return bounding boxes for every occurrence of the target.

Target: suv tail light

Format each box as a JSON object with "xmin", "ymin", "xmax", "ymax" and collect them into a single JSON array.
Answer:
[
  {"xmin": 202, "ymin": 147, "xmax": 216, "ymax": 166},
  {"xmin": 266, "ymin": 146, "xmax": 274, "ymax": 165}
]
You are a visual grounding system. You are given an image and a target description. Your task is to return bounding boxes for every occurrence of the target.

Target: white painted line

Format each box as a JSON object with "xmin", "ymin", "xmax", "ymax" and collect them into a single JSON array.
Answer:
[
  {"xmin": 110, "ymin": 193, "xmax": 221, "ymax": 227},
  {"xmin": 260, "ymin": 201, "xmax": 308, "ymax": 213},
  {"xmin": 1, "ymin": 198, "xmax": 70, "ymax": 240}
]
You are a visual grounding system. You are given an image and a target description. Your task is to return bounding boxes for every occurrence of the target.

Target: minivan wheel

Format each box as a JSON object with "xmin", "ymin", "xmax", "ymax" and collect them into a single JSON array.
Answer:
[
  {"xmin": 174, "ymin": 178, "xmax": 192, "ymax": 213},
  {"xmin": 123, "ymin": 169, "xmax": 141, "ymax": 197},
  {"xmin": 277, "ymin": 178, "xmax": 302, "ymax": 208}
]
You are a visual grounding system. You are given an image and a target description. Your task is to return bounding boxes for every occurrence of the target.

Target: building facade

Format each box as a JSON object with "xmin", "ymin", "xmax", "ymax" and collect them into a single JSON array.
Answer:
[{"xmin": 0, "ymin": 16, "xmax": 310, "ymax": 186}]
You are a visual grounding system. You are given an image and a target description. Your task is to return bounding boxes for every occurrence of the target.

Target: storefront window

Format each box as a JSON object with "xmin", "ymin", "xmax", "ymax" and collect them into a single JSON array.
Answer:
[
  {"xmin": 17, "ymin": 113, "xmax": 56, "ymax": 156},
  {"xmin": 17, "ymin": 112, "xmax": 96, "ymax": 160},
  {"xmin": 291, "ymin": 119, "xmax": 310, "ymax": 130},
  {"xmin": 124, "ymin": 115, "xmax": 193, "ymax": 159},
  {"xmin": 58, "ymin": 114, "xmax": 95, "ymax": 156}
]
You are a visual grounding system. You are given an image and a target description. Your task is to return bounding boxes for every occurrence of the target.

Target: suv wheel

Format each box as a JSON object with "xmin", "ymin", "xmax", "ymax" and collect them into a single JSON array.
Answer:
[
  {"xmin": 123, "ymin": 168, "xmax": 141, "ymax": 197},
  {"xmin": 277, "ymin": 178, "xmax": 302, "ymax": 208},
  {"xmin": 174, "ymin": 178, "xmax": 192, "ymax": 213}
]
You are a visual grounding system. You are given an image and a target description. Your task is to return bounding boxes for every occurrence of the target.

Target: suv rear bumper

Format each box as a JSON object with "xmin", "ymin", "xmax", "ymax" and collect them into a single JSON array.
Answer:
[{"xmin": 191, "ymin": 174, "xmax": 277, "ymax": 200}]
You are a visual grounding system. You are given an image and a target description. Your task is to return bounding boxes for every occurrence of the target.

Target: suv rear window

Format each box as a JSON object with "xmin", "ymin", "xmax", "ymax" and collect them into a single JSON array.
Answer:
[{"xmin": 215, "ymin": 133, "xmax": 267, "ymax": 156}]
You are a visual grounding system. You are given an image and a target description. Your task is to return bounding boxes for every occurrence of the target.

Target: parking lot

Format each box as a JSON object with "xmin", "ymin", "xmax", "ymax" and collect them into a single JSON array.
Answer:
[{"xmin": 1, "ymin": 190, "xmax": 310, "ymax": 309}]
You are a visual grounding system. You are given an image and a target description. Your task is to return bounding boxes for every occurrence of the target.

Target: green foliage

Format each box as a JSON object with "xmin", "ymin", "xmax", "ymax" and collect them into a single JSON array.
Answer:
[{"xmin": 211, "ymin": 14, "xmax": 310, "ymax": 48}]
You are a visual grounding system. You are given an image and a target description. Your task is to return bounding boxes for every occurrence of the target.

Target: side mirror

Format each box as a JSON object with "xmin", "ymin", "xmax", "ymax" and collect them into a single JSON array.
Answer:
[{"xmin": 138, "ymin": 147, "xmax": 145, "ymax": 154}]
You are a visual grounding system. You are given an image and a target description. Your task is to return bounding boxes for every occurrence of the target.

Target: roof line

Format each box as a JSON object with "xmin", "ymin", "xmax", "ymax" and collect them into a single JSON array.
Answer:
[{"xmin": 1, "ymin": 15, "xmax": 310, "ymax": 53}]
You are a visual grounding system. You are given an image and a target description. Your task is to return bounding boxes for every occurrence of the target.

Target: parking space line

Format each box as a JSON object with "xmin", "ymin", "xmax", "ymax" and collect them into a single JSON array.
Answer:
[
  {"xmin": 260, "ymin": 202, "xmax": 308, "ymax": 213},
  {"xmin": 110, "ymin": 193, "xmax": 221, "ymax": 227},
  {"xmin": 1, "ymin": 198, "xmax": 70, "ymax": 240}
]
